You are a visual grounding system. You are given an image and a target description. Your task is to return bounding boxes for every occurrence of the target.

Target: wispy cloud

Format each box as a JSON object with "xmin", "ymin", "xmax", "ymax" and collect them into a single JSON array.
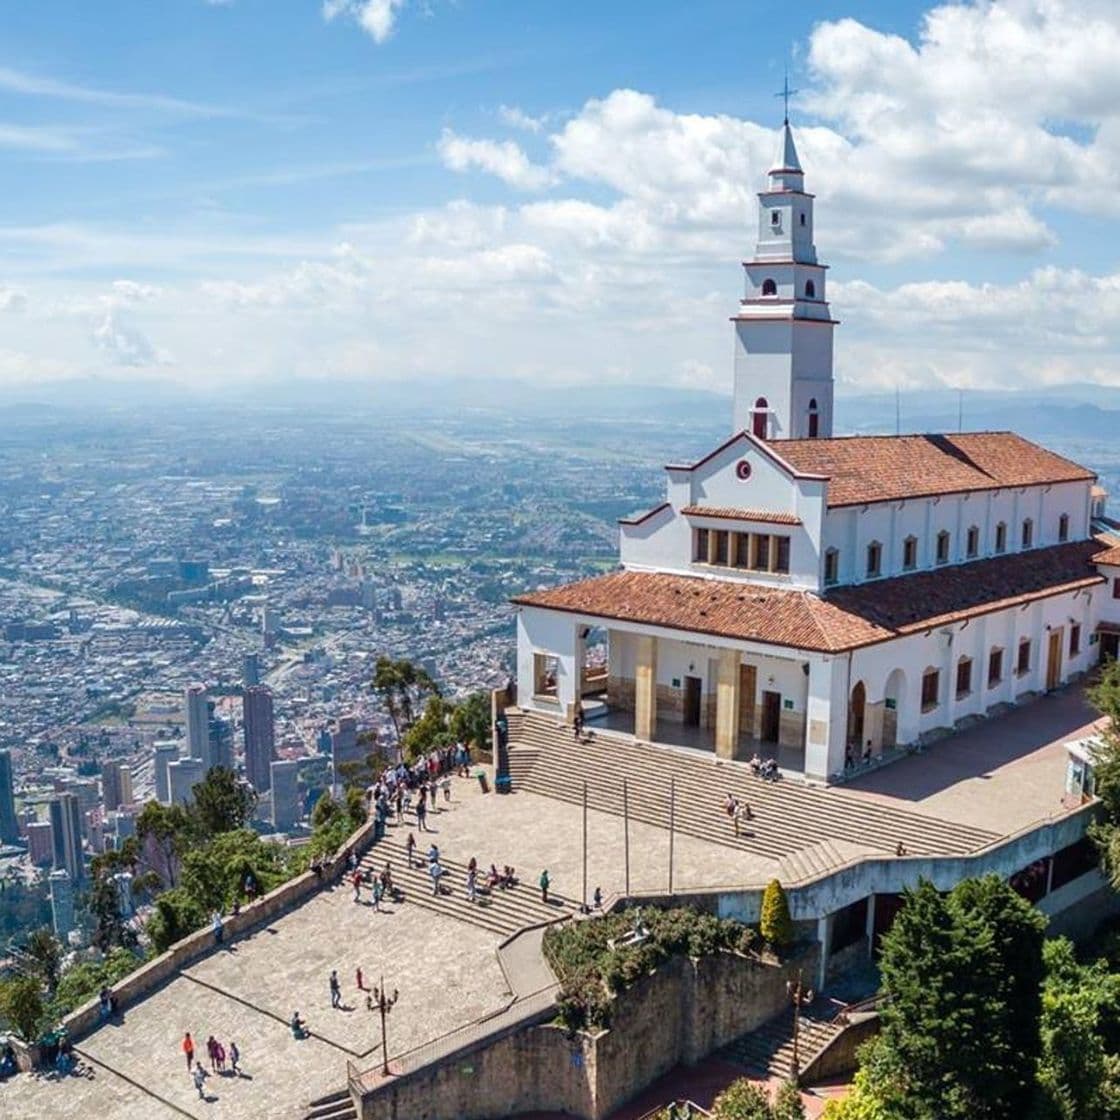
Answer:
[
  {"xmin": 204, "ymin": 153, "xmax": 432, "ymax": 191},
  {"xmin": 0, "ymin": 64, "xmax": 300, "ymax": 125},
  {"xmin": 323, "ymin": 0, "xmax": 407, "ymax": 44}
]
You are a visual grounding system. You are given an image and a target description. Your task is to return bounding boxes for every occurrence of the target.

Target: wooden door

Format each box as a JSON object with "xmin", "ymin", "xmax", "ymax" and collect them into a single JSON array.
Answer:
[
  {"xmin": 761, "ymin": 690, "xmax": 781, "ymax": 743},
  {"xmin": 683, "ymin": 676, "xmax": 702, "ymax": 727},
  {"xmin": 738, "ymin": 664, "xmax": 757, "ymax": 735},
  {"xmin": 1046, "ymin": 629, "xmax": 1062, "ymax": 691}
]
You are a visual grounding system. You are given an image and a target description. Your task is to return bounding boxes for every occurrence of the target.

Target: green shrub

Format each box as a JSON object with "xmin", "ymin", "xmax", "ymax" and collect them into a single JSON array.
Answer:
[{"xmin": 760, "ymin": 880, "xmax": 794, "ymax": 950}]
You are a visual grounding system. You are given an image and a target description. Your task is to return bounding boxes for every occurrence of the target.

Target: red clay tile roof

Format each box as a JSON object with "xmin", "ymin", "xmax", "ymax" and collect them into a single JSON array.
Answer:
[
  {"xmin": 512, "ymin": 540, "xmax": 1105, "ymax": 654},
  {"xmin": 680, "ymin": 506, "xmax": 802, "ymax": 526},
  {"xmin": 775, "ymin": 431, "xmax": 1095, "ymax": 508},
  {"xmin": 1093, "ymin": 540, "xmax": 1120, "ymax": 566}
]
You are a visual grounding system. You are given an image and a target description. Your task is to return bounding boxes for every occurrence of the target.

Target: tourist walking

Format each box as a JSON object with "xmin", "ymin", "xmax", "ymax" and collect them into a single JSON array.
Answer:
[
  {"xmin": 330, "ymin": 969, "xmax": 342, "ymax": 1009},
  {"xmin": 539, "ymin": 868, "xmax": 550, "ymax": 903},
  {"xmin": 214, "ymin": 1040, "xmax": 226, "ymax": 1072},
  {"xmin": 193, "ymin": 1061, "xmax": 208, "ymax": 1099},
  {"xmin": 466, "ymin": 867, "xmax": 477, "ymax": 903},
  {"xmin": 429, "ymin": 860, "xmax": 443, "ymax": 896},
  {"xmin": 406, "ymin": 832, "xmax": 417, "ymax": 868},
  {"xmin": 352, "ymin": 871, "xmax": 362, "ymax": 903},
  {"xmin": 442, "ymin": 775, "xmax": 451, "ymax": 804},
  {"xmin": 182, "ymin": 1031, "xmax": 195, "ymax": 1072},
  {"xmin": 212, "ymin": 909, "xmax": 224, "ymax": 946},
  {"xmin": 356, "ymin": 967, "xmax": 365, "ymax": 992},
  {"xmin": 416, "ymin": 796, "xmax": 427, "ymax": 831},
  {"xmin": 229, "ymin": 1041, "xmax": 240, "ymax": 1074},
  {"xmin": 593, "ymin": 886, "xmax": 603, "ymax": 910},
  {"xmin": 573, "ymin": 701, "xmax": 584, "ymax": 740},
  {"xmin": 372, "ymin": 877, "xmax": 383, "ymax": 911},
  {"xmin": 206, "ymin": 1035, "xmax": 218, "ymax": 1071}
]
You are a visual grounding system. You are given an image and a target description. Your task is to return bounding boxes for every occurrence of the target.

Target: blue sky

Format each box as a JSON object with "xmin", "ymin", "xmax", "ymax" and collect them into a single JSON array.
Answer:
[{"xmin": 0, "ymin": 0, "xmax": 1117, "ymax": 393}]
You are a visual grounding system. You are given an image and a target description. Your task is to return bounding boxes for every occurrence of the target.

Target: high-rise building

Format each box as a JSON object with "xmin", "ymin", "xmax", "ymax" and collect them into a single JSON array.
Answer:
[
  {"xmin": 208, "ymin": 713, "xmax": 234, "ymax": 772},
  {"xmin": 168, "ymin": 757, "xmax": 205, "ymax": 807},
  {"xmin": 49, "ymin": 868, "xmax": 76, "ymax": 939},
  {"xmin": 0, "ymin": 749, "xmax": 18, "ymax": 843},
  {"xmin": 49, "ymin": 793, "xmax": 84, "ymax": 883},
  {"xmin": 243, "ymin": 686, "xmax": 275, "ymax": 793},
  {"xmin": 101, "ymin": 761, "xmax": 133, "ymax": 812},
  {"xmin": 242, "ymin": 652, "xmax": 261, "ymax": 688},
  {"xmin": 26, "ymin": 820, "xmax": 53, "ymax": 865},
  {"xmin": 184, "ymin": 684, "xmax": 209, "ymax": 762},
  {"xmin": 270, "ymin": 759, "xmax": 301, "ymax": 831},
  {"xmin": 152, "ymin": 741, "xmax": 180, "ymax": 804},
  {"xmin": 330, "ymin": 715, "xmax": 363, "ymax": 787}
]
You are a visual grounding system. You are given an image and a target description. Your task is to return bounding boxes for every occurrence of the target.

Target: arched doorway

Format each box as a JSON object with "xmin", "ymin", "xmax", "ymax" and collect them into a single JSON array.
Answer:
[
  {"xmin": 848, "ymin": 680, "xmax": 866, "ymax": 748},
  {"xmin": 883, "ymin": 668, "xmax": 905, "ymax": 749}
]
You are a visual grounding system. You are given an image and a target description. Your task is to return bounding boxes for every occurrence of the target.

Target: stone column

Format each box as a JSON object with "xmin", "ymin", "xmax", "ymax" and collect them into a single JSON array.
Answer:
[
  {"xmin": 634, "ymin": 635, "xmax": 657, "ymax": 741},
  {"xmin": 805, "ymin": 655, "xmax": 848, "ymax": 781},
  {"xmin": 816, "ymin": 912, "xmax": 834, "ymax": 989},
  {"xmin": 714, "ymin": 647, "xmax": 741, "ymax": 760}
]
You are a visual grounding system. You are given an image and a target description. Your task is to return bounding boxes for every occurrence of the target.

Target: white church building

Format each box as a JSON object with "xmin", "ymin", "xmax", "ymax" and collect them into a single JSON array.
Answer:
[{"xmin": 513, "ymin": 120, "xmax": 1120, "ymax": 784}]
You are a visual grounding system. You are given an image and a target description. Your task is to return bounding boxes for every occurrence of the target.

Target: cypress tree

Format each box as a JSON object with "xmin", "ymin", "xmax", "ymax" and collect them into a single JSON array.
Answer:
[{"xmin": 760, "ymin": 879, "xmax": 794, "ymax": 949}]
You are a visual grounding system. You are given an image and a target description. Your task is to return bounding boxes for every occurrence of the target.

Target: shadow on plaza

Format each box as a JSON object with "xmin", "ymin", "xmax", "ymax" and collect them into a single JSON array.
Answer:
[{"xmin": 842, "ymin": 686, "xmax": 1098, "ymax": 805}]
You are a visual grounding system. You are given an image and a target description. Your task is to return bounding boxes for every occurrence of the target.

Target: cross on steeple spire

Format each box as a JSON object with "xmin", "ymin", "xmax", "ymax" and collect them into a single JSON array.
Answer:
[{"xmin": 774, "ymin": 71, "xmax": 799, "ymax": 125}]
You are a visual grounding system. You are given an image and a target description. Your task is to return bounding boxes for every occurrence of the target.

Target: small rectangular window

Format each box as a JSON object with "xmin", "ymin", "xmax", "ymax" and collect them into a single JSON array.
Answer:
[
  {"xmin": 936, "ymin": 532, "xmax": 950, "ymax": 564},
  {"xmin": 1017, "ymin": 639, "xmax": 1031, "ymax": 676},
  {"xmin": 824, "ymin": 550, "xmax": 839, "ymax": 586},
  {"xmin": 694, "ymin": 528, "xmax": 709, "ymax": 563},
  {"xmin": 733, "ymin": 533, "xmax": 751, "ymax": 569},
  {"xmin": 1022, "ymin": 520, "xmax": 1033, "ymax": 549},
  {"xmin": 712, "ymin": 530, "xmax": 729, "ymax": 566},
  {"xmin": 956, "ymin": 659, "xmax": 972, "ymax": 698},
  {"xmin": 1059, "ymin": 514, "xmax": 1070, "ymax": 543},
  {"xmin": 995, "ymin": 523, "xmax": 1007, "ymax": 554},
  {"xmin": 866, "ymin": 542, "xmax": 882, "ymax": 578},
  {"xmin": 966, "ymin": 527, "xmax": 979, "ymax": 558},
  {"xmin": 752, "ymin": 534, "xmax": 770, "ymax": 572},
  {"xmin": 533, "ymin": 653, "xmax": 559, "ymax": 698},
  {"xmin": 1070, "ymin": 625, "xmax": 1081, "ymax": 657},
  {"xmin": 921, "ymin": 670, "xmax": 940, "ymax": 711},
  {"xmin": 988, "ymin": 649, "xmax": 1003, "ymax": 688},
  {"xmin": 774, "ymin": 536, "xmax": 791, "ymax": 574},
  {"xmin": 1114, "ymin": 578, "xmax": 1120, "ymax": 601},
  {"xmin": 903, "ymin": 538, "xmax": 917, "ymax": 570}
]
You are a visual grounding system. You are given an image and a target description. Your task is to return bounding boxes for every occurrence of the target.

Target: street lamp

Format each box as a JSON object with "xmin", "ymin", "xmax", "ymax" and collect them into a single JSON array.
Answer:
[
  {"xmin": 786, "ymin": 969, "xmax": 814, "ymax": 1086},
  {"xmin": 369, "ymin": 975, "xmax": 400, "ymax": 1076}
]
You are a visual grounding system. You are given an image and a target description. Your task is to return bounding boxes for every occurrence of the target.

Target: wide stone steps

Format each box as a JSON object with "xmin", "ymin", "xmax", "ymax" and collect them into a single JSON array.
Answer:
[
  {"xmin": 301, "ymin": 1088, "xmax": 357, "ymax": 1120},
  {"xmin": 777, "ymin": 839, "xmax": 872, "ymax": 884},
  {"xmin": 359, "ymin": 834, "xmax": 575, "ymax": 939},
  {"xmin": 506, "ymin": 710, "xmax": 997, "ymax": 867},
  {"xmin": 505, "ymin": 744, "xmax": 540, "ymax": 786},
  {"xmin": 722, "ymin": 999, "xmax": 846, "ymax": 1081}
]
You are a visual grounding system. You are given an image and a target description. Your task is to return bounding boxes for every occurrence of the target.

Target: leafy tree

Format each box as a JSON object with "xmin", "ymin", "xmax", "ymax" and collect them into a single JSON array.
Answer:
[
  {"xmin": 449, "ymin": 690, "xmax": 492, "ymax": 752},
  {"xmin": 710, "ymin": 1077, "xmax": 775, "ymax": 1119},
  {"xmin": 770, "ymin": 1081, "xmax": 807, "ymax": 1120},
  {"xmin": 949, "ymin": 874, "xmax": 1046, "ymax": 1113},
  {"xmin": 0, "ymin": 975, "xmax": 46, "ymax": 1041},
  {"xmin": 50, "ymin": 947, "xmax": 145, "ymax": 1019},
  {"xmin": 22, "ymin": 927, "xmax": 62, "ymax": 994},
  {"xmin": 760, "ymin": 880, "xmax": 794, "ymax": 949},
  {"xmin": 146, "ymin": 888, "xmax": 207, "ymax": 954},
  {"xmin": 189, "ymin": 766, "xmax": 258, "ymax": 838},
  {"xmin": 88, "ymin": 869, "xmax": 139, "ymax": 953},
  {"xmin": 1035, "ymin": 938, "xmax": 1120, "ymax": 1119},
  {"xmin": 136, "ymin": 801, "xmax": 194, "ymax": 887},
  {"xmin": 1086, "ymin": 659, "xmax": 1120, "ymax": 883},
  {"xmin": 372, "ymin": 656, "xmax": 440, "ymax": 747},
  {"xmin": 401, "ymin": 694, "xmax": 455, "ymax": 762},
  {"xmin": 875, "ymin": 879, "xmax": 1010, "ymax": 1120},
  {"xmin": 819, "ymin": 1059, "xmax": 898, "ymax": 1120}
]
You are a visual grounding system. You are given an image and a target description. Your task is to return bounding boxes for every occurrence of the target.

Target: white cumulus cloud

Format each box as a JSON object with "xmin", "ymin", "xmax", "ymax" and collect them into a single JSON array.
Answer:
[
  {"xmin": 323, "ymin": 0, "xmax": 406, "ymax": 44},
  {"xmin": 437, "ymin": 130, "xmax": 554, "ymax": 191}
]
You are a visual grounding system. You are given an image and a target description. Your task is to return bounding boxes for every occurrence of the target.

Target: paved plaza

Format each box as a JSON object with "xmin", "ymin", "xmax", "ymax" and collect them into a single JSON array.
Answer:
[{"xmin": 2, "ymin": 686, "xmax": 1103, "ymax": 1119}]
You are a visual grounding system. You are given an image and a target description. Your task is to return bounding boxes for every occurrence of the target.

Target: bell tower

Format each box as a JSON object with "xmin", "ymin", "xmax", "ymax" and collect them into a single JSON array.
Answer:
[{"xmin": 731, "ymin": 115, "xmax": 836, "ymax": 440}]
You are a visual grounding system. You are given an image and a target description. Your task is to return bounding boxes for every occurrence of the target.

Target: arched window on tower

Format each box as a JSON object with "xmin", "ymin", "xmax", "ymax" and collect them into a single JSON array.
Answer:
[
  {"xmin": 805, "ymin": 279, "xmax": 816, "ymax": 299},
  {"xmin": 752, "ymin": 397, "xmax": 768, "ymax": 439},
  {"xmin": 807, "ymin": 398, "xmax": 819, "ymax": 438},
  {"xmin": 761, "ymin": 278, "xmax": 777, "ymax": 297}
]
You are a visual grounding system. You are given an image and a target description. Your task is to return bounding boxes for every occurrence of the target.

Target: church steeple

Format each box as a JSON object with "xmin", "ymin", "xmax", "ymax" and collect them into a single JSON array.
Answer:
[{"xmin": 730, "ymin": 114, "xmax": 836, "ymax": 441}]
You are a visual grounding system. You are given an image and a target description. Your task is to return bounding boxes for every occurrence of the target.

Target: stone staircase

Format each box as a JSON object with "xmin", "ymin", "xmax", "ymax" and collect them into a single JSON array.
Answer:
[
  {"xmin": 504, "ymin": 709, "xmax": 998, "ymax": 867},
  {"xmin": 722, "ymin": 997, "xmax": 847, "ymax": 1081},
  {"xmin": 358, "ymin": 833, "xmax": 576, "ymax": 939},
  {"xmin": 301, "ymin": 1088, "xmax": 357, "ymax": 1120}
]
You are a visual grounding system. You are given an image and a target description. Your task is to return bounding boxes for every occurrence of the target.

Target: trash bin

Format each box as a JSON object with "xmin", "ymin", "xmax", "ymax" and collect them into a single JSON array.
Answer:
[
  {"xmin": 496, "ymin": 775, "xmax": 512, "ymax": 795},
  {"xmin": 476, "ymin": 771, "xmax": 490, "ymax": 794}
]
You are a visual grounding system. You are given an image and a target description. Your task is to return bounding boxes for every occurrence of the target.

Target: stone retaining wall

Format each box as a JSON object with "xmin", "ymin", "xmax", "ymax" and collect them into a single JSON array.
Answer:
[{"xmin": 357, "ymin": 946, "xmax": 816, "ymax": 1120}]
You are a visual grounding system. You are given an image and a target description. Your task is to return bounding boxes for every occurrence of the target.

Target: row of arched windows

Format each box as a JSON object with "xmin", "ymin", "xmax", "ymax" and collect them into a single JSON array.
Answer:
[
  {"xmin": 826, "ymin": 512, "xmax": 1073, "ymax": 586},
  {"xmin": 760, "ymin": 278, "xmax": 816, "ymax": 299},
  {"xmin": 750, "ymin": 397, "xmax": 819, "ymax": 439}
]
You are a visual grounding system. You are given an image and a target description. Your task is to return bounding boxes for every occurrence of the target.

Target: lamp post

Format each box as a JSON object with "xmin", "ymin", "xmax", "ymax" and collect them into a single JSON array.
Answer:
[
  {"xmin": 371, "ymin": 975, "xmax": 399, "ymax": 1076},
  {"xmin": 786, "ymin": 969, "xmax": 814, "ymax": 1086}
]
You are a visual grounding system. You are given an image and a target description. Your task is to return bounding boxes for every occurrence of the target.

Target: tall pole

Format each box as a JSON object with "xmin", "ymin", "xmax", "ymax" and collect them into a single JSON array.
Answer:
[
  {"xmin": 623, "ymin": 779, "xmax": 630, "ymax": 904},
  {"xmin": 668, "ymin": 777, "xmax": 675, "ymax": 896},
  {"xmin": 582, "ymin": 779, "xmax": 588, "ymax": 913}
]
